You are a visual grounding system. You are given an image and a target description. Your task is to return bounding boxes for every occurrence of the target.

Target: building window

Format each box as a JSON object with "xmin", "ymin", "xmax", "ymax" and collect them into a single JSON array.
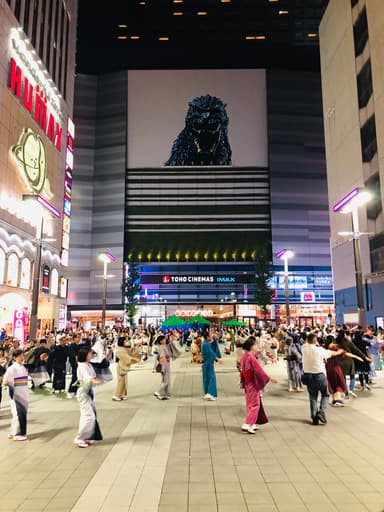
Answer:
[
  {"xmin": 38, "ymin": 0, "xmax": 47, "ymax": 58},
  {"xmin": 51, "ymin": 268, "xmax": 59, "ymax": 296},
  {"xmin": 20, "ymin": 258, "xmax": 32, "ymax": 290},
  {"xmin": 365, "ymin": 173, "xmax": 383, "ymax": 221},
  {"xmin": 52, "ymin": 0, "xmax": 60, "ymax": 83},
  {"xmin": 15, "ymin": 0, "xmax": 22, "ymax": 21},
  {"xmin": 7, "ymin": 254, "xmax": 19, "ymax": 287},
  {"xmin": 0, "ymin": 249, "xmax": 5, "ymax": 285},
  {"xmin": 357, "ymin": 59, "xmax": 373, "ymax": 109},
  {"xmin": 370, "ymin": 234, "xmax": 384, "ymax": 273},
  {"xmin": 23, "ymin": 0, "xmax": 31, "ymax": 35},
  {"xmin": 31, "ymin": 0, "xmax": 39, "ymax": 48},
  {"xmin": 46, "ymin": 0, "xmax": 54, "ymax": 71},
  {"xmin": 360, "ymin": 115, "xmax": 377, "ymax": 162},
  {"xmin": 63, "ymin": 11, "xmax": 70, "ymax": 99},
  {"xmin": 353, "ymin": 7, "xmax": 368, "ymax": 57},
  {"xmin": 58, "ymin": 3, "xmax": 65, "ymax": 92}
]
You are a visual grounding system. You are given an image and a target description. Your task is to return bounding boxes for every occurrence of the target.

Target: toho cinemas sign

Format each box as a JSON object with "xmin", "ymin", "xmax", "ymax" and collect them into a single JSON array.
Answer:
[{"xmin": 8, "ymin": 57, "xmax": 63, "ymax": 152}]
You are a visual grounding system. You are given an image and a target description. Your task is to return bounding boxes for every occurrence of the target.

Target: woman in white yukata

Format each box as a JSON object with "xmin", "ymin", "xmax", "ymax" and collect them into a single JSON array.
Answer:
[
  {"xmin": 75, "ymin": 347, "xmax": 102, "ymax": 448},
  {"xmin": 2, "ymin": 349, "xmax": 29, "ymax": 441}
]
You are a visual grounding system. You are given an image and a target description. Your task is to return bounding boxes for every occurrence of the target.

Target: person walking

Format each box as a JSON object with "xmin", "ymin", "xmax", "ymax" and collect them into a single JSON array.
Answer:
[
  {"xmin": 336, "ymin": 329, "xmax": 371, "ymax": 398},
  {"xmin": 302, "ymin": 333, "xmax": 344, "ymax": 425},
  {"xmin": 51, "ymin": 336, "xmax": 69, "ymax": 394},
  {"xmin": 74, "ymin": 347, "xmax": 102, "ymax": 448},
  {"xmin": 0, "ymin": 347, "xmax": 8, "ymax": 407},
  {"xmin": 284, "ymin": 336, "xmax": 303, "ymax": 392},
  {"xmin": 201, "ymin": 333, "xmax": 222, "ymax": 401},
  {"xmin": 240, "ymin": 337, "xmax": 278, "ymax": 434},
  {"xmin": 113, "ymin": 337, "xmax": 140, "ymax": 401},
  {"xmin": 67, "ymin": 336, "xmax": 81, "ymax": 398},
  {"xmin": 153, "ymin": 335, "xmax": 172, "ymax": 400},
  {"xmin": 2, "ymin": 349, "xmax": 29, "ymax": 441}
]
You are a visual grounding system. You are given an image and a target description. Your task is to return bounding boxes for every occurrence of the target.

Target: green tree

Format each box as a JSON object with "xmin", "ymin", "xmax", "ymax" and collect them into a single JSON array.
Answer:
[
  {"xmin": 122, "ymin": 254, "xmax": 142, "ymax": 327},
  {"xmin": 253, "ymin": 249, "xmax": 274, "ymax": 320}
]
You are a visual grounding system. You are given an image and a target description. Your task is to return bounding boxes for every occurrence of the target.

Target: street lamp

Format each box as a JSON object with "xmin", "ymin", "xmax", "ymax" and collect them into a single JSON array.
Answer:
[
  {"xmin": 333, "ymin": 187, "xmax": 372, "ymax": 328},
  {"xmin": 276, "ymin": 249, "xmax": 294, "ymax": 325},
  {"xmin": 99, "ymin": 252, "xmax": 116, "ymax": 331},
  {"xmin": 22, "ymin": 194, "xmax": 61, "ymax": 340}
]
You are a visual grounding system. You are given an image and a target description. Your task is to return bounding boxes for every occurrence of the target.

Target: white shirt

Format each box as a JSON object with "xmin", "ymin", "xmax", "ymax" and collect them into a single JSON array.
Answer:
[{"xmin": 302, "ymin": 343, "xmax": 333, "ymax": 375}]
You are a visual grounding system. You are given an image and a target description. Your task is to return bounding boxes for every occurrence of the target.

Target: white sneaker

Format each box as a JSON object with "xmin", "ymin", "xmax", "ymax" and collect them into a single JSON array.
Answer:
[
  {"xmin": 7, "ymin": 434, "xmax": 14, "ymax": 439},
  {"xmin": 13, "ymin": 435, "xmax": 27, "ymax": 441},
  {"xmin": 203, "ymin": 393, "xmax": 211, "ymax": 400},
  {"xmin": 206, "ymin": 395, "xmax": 216, "ymax": 401},
  {"xmin": 112, "ymin": 396, "xmax": 122, "ymax": 401},
  {"xmin": 365, "ymin": 384, "xmax": 371, "ymax": 390},
  {"xmin": 248, "ymin": 424, "xmax": 259, "ymax": 434},
  {"xmin": 241, "ymin": 423, "xmax": 250, "ymax": 432},
  {"xmin": 349, "ymin": 391, "xmax": 358, "ymax": 398}
]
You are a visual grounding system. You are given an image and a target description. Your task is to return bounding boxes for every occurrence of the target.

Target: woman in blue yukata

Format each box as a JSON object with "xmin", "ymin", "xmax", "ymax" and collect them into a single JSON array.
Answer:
[{"xmin": 201, "ymin": 333, "xmax": 223, "ymax": 401}]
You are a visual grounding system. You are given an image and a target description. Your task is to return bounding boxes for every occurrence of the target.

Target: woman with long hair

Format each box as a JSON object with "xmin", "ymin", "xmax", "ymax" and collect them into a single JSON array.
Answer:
[
  {"xmin": 239, "ymin": 337, "xmax": 277, "ymax": 434},
  {"xmin": 74, "ymin": 347, "xmax": 102, "ymax": 448}
]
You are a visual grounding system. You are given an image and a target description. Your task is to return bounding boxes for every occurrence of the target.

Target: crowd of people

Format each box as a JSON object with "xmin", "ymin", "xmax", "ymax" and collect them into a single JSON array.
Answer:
[{"xmin": 0, "ymin": 322, "xmax": 383, "ymax": 443}]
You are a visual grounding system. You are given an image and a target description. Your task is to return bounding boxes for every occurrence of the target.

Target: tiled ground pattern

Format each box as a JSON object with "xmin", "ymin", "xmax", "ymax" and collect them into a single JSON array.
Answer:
[{"xmin": 0, "ymin": 353, "xmax": 383, "ymax": 512}]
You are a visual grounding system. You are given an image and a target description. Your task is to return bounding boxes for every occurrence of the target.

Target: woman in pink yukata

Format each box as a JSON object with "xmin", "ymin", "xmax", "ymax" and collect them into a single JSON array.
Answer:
[{"xmin": 240, "ymin": 337, "xmax": 278, "ymax": 434}]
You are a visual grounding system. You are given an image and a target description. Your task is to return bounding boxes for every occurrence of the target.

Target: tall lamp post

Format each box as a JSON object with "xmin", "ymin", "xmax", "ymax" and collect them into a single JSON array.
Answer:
[
  {"xmin": 276, "ymin": 249, "xmax": 294, "ymax": 326},
  {"xmin": 333, "ymin": 188, "xmax": 371, "ymax": 328},
  {"xmin": 99, "ymin": 252, "xmax": 116, "ymax": 332},
  {"xmin": 22, "ymin": 194, "xmax": 61, "ymax": 340}
]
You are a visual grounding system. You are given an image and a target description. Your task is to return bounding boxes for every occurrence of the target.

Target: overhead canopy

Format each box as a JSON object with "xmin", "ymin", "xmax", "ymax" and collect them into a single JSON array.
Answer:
[
  {"xmin": 162, "ymin": 315, "xmax": 185, "ymax": 327},
  {"xmin": 185, "ymin": 315, "xmax": 211, "ymax": 325},
  {"xmin": 222, "ymin": 318, "xmax": 247, "ymax": 326}
]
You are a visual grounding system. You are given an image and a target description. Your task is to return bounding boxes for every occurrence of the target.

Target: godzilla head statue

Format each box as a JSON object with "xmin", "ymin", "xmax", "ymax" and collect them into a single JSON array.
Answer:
[{"xmin": 165, "ymin": 94, "xmax": 232, "ymax": 166}]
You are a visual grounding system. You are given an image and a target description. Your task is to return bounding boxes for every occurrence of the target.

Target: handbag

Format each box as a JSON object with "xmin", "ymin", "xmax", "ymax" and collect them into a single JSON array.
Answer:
[{"xmin": 155, "ymin": 362, "xmax": 162, "ymax": 373}]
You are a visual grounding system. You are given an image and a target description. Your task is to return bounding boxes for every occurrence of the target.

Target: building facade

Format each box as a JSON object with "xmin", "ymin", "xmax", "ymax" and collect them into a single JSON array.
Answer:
[
  {"xmin": 0, "ymin": 0, "xmax": 77, "ymax": 340},
  {"xmin": 68, "ymin": 68, "xmax": 333, "ymax": 329},
  {"xmin": 320, "ymin": 0, "xmax": 384, "ymax": 326}
]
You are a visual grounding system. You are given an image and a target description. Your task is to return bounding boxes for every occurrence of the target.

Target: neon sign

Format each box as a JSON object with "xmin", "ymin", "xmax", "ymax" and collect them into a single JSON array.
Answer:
[
  {"xmin": 9, "ymin": 58, "xmax": 63, "ymax": 151},
  {"xmin": 61, "ymin": 118, "xmax": 75, "ymax": 267},
  {"xmin": 13, "ymin": 307, "xmax": 29, "ymax": 346},
  {"xmin": 175, "ymin": 309, "xmax": 214, "ymax": 318}
]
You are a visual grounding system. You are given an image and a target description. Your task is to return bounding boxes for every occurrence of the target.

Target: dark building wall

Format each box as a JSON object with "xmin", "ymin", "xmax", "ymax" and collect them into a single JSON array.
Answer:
[
  {"xmin": 69, "ymin": 72, "xmax": 127, "ymax": 306},
  {"xmin": 268, "ymin": 70, "xmax": 331, "ymax": 269},
  {"xmin": 69, "ymin": 69, "xmax": 332, "ymax": 309}
]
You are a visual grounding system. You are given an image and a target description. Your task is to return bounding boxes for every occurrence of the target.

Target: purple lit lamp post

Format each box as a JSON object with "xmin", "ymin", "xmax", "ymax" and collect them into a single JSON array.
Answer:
[
  {"xmin": 276, "ymin": 249, "xmax": 294, "ymax": 325},
  {"xmin": 99, "ymin": 252, "xmax": 116, "ymax": 331},
  {"xmin": 333, "ymin": 188, "xmax": 372, "ymax": 328},
  {"xmin": 22, "ymin": 194, "xmax": 61, "ymax": 340}
]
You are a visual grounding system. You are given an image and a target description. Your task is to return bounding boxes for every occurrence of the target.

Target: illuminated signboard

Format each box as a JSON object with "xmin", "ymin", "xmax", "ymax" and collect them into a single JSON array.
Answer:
[
  {"xmin": 9, "ymin": 59, "xmax": 63, "ymax": 151},
  {"xmin": 8, "ymin": 29, "xmax": 63, "ymax": 151},
  {"xmin": 141, "ymin": 274, "xmax": 253, "ymax": 285},
  {"xmin": 11, "ymin": 127, "xmax": 53, "ymax": 198},
  {"xmin": 300, "ymin": 292, "xmax": 316, "ymax": 303},
  {"xmin": 42, "ymin": 265, "xmax": 51, "ymax": 293},
  {"xmin": 13, "ymin": 307, "xmax": 29, "ymax": 346},
  {"xmin": 60, "ymin": 277, "xmax": 68, "ymax": 298},
  {"xmin": 61, "ymin": 118, "xmax": 74, "ymax": 267}
]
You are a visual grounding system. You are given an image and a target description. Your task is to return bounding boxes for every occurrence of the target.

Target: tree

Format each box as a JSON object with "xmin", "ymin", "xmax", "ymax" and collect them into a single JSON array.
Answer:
[
  {"xmin": 253, "ymin": 249, "xmax": 274, "ymax": 321},
  {"xmin": 122, "ymin": 254, "xmax": 142, "ymax": 327}
]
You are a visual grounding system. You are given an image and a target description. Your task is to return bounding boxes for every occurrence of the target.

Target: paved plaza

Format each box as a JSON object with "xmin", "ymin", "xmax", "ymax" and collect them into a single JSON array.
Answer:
[{"xmin": 1, "ymin": 353, "xmax": 384, "ymax": 512}]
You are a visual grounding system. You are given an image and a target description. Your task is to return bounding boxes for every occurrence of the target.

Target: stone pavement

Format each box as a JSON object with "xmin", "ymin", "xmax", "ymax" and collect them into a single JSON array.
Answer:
[{"xmin": 1, "ymin": 351, "xmax": 384, "ymax": 512}]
